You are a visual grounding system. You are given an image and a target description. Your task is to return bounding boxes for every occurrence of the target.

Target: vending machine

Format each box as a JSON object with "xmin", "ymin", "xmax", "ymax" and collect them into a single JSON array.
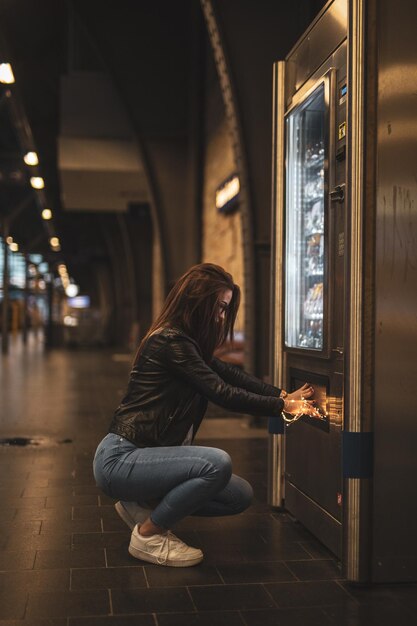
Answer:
[
  {"xmin": 270, "ymin": 0, "xmax": 347, "ymax": 559},
  {"xmin": 269, "ymin": 0, "xmax": 417, "ymax": 583}
]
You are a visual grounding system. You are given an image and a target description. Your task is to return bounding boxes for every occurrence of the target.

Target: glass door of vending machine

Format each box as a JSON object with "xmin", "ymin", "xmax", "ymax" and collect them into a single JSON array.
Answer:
[{"xmin": 285, "ymin": 81, "xmax": 327, "ymax": 353}]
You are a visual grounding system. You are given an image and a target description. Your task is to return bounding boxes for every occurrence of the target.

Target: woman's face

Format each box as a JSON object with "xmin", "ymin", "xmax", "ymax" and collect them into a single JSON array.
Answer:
[{"xmin": 217, "ymin": 289, "xmax": 233, "ymax": 322}]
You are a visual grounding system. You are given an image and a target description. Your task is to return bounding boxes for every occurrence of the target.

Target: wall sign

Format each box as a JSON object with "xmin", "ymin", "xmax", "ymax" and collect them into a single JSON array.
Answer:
[{"xmin": 215, "ymin": 174, "xmax": 240, "ymax": 214}]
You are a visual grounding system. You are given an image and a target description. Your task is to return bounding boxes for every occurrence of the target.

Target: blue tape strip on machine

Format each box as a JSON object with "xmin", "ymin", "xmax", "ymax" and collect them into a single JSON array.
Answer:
[{"xmin": 342, "ymin": 431, "xmax": 373, "ymax": 478}]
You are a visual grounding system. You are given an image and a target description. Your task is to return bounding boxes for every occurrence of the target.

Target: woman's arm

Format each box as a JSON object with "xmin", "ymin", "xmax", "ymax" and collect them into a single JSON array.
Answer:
[
  {"xmin": 211, "ymin": 357, "xmax": 282, "ymax": 398},
  {"xmin": 162, "ymin": 336, "xmax": 285, "ymax": 416}
]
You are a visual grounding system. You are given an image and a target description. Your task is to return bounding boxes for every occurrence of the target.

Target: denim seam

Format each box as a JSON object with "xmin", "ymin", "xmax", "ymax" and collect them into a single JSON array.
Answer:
[{"xmin": 115, "ymin": 454, "xmax": 220, "ymax": 467}]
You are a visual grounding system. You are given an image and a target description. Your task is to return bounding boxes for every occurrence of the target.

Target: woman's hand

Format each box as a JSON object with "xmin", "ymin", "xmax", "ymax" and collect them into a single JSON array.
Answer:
[
  {"xmin": 283, "ymin": 383, "xmax": 315, "ymax": 416},
  {"xmin": 286, "ymin": 383, "xmax": 314, "ymax": 403}
]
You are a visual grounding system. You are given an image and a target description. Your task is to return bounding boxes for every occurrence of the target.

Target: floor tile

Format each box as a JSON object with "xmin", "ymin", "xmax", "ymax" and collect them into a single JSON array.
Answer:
[
  {"xmin": 3, "ymin": 533, "xmax": 71, "ymax": 552},
  {"xmin": 177, "ymin": 512, "xmax": 273, "ymax": 532},
  {"xmin": 298, "ymin": 540, "xmax": 339, "ymax": 560},
  {"xmin": 338, "ymin": 581, "xmax": 402, "ymax": 605},
  {"xmin": 22, "ymin": 486, "xmax": 75, "ymax": 497},
  {"xmin": 195, "ymin": 528, "xmax": 310, "ymax": 563},
  {"xmin": 14, "ymin": 507, "xmax": 72, "ymax": 521},
  {"xmin": 264, "ymin": 580, "xmax": 352, "ymax": 608},
  {"xmin": 25, "ymin": 589, "xmax": 110, "ymax": 619},
  {"xmin": 0, "ymin": 520, "xmax": 41, "ymax": 534},
  {"xmin": 45, "ymin": 495, "xmax": 99, "ymax": 508},
  {"xmin": 202, "ymin": 540, "xmax": 310, "ymax": 563},
  {"xmin": 105, "ymin": 545, "xmax": 138, "ymax": 567},
  {"xmin": 388, "ymin": 584, "xmax": 417, "ymax": 611},
  {"xmin": 73, "ymin": 505, "xmax": 115, "ymax": 520},
  {"xmin": 0, "ymin": 568, "xmax": 70, "ymax": 592},
  {"xmin": 217, "ymin": 561, "xmax": 296, "ymax": 584},
  {"xmin": 0, "ymin": 590, "xmax": 28, "ymax": 619},
  {"xmin": 72, "ymin": 531, "xmax": 130, "ymax": 550},
  {"xmin": 69, "ymin": 616, "xmax": 154, "ymax": 626},
  {"xmin": 241, "ymin": 607, "xmax": 333, "ymax": 626},
  {"xmin": 71, "ymin": 566, "xmax": 146, "ymax": 590},
  {"xmin": 0, "ymin": 620, "xmax": 67, "ymax": 626},
  {"xmin": 73, "ymin": 482, "xmax": 101, "ymax": 496},
  {"xmin": 34, "ymin": 548, "xmax": 106, "ymax": 569},
  {"xmin": 0, "ymin": 478, "xmax": 48, "ymax": 488},
  {"xmin": 40, "ymin": 518, "xmax": 102, "ymax": 534},
  {"xmin": 322, "ymin": 600, "xmax": 416, "ymax": 626},
  {"xmin": 102, "ymin": 517, "xmax": 129, "ymax": 532},
  {"xmin": 99, "ymin": 494, "xmax": 115, "ymax": 506},
  {"xmin": 285, "ymin": 559, "xmax": 343, "ymax": 581},
  {"xmin": 196, "ymin": 529, "xmax": 265, "ymax": 549},
  {"xmin": 259, "ymin": 521, "xmax": 316, "ymax": 544},
  {"xmin": 0, "ymin": 550, "xmax": 36, "ymax": 571},
  {"xmin": 145, "ymin": 562, "xmax": 223, "ymax": 587},
  {"xmin": 111, "ymin": 586, "xmax": 194, "ymax": 614},
  {"xmin": 189, "ymin": 583, "xmax": 276, "ymax": 611},
  {"xmin": 0, "ymin": 508, "xmax": 17, "ymax": 522},
  {"xmin": 1, "ymin": 497, "xmax": 46, "ymax": 510},
  {"xmin": 156, "ymin": 610, "xmax": 245, "ymax": 626}
]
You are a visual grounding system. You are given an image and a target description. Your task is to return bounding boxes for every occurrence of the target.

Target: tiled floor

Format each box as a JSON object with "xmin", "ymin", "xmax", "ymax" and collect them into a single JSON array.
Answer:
[{"xmin": 0, "ymin": 334, "xmax": 415, "ymax": 625}]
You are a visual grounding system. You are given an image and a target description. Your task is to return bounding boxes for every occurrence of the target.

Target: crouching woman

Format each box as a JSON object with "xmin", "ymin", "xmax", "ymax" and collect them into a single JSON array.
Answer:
[{"xmin": 93, "ymin": 263, "xmax": 313, "ymax": 567}]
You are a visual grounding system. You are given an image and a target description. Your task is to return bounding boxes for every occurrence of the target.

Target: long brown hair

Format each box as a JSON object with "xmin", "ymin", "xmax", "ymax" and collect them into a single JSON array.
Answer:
[{"xmin": 135, "ymin": 263, "xmax": 240, "ymax": 363}]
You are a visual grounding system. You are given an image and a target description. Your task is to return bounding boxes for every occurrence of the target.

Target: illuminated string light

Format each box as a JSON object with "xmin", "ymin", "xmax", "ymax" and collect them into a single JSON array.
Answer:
[
  {"xmin": 30, "ymin": 176, "xmax": 45, "ymax": 189},
  {"xmin": 0, "ymin": 63, "xmax": 15, "ymax": 84},
  {"xmin": 282, "ymin": 399, "xmax": 326, "ymax": 427},
  {"xmin": 23, "ymin": 151, "xmax": 39, "ymax": 166}
]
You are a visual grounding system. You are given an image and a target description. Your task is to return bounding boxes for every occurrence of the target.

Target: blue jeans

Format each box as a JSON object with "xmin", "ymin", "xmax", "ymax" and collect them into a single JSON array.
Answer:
[{"xmin": 93, "ymin": 433, "xmax": 253, "ymax": 529}]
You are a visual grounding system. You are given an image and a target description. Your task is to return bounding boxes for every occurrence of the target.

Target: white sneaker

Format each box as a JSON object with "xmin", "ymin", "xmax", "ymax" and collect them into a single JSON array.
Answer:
[
  {"xmin": 128, "ymin": 526, "xmax": 204, "ymax": 567},
  {"xmin": 115, "ymin": 501, "xmax": 151, "ymax": 530}
]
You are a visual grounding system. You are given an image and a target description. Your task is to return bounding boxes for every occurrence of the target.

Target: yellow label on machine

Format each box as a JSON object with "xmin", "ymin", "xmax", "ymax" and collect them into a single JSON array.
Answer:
[{"xmin": 338, "ymin": 121, "xmax": 346, "ymax": 140}]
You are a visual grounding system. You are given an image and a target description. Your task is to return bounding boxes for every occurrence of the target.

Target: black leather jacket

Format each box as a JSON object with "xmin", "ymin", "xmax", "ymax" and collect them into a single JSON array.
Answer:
[{"xmin": 109, "ymin": 327, "xmax": 284, "ymax": 447}]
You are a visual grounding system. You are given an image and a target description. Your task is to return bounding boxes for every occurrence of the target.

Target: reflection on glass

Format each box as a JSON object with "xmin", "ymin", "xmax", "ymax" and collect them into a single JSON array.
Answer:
[{"xmin": 285, "ymin": 83, "xmax": 326, "ymax": 350}]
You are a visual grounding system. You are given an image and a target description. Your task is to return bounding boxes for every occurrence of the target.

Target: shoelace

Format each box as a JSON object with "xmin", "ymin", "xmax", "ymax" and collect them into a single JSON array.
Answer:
[{"xmin": 154, "ymin": 531, "xmax": 190, "ymax": 565}]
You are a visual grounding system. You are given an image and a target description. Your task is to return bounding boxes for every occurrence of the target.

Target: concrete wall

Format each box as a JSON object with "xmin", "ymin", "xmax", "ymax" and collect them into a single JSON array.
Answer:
[
  {"xmin": 202, "ymin": 118, "xmax": 245, "ymax": 334},
  {"xmin": 201, "ymin": 45, "xmax": 245, "ymax": 333}
]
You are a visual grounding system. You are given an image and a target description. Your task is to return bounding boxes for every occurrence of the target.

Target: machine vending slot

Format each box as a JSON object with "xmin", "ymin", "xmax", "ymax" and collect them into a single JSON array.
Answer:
[{"xmin": 290, "ymin": 369, "xmax": 330, "ymax": 432}]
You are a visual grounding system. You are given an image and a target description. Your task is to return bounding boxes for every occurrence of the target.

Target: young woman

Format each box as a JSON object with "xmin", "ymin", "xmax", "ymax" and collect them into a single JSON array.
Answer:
[{"xmin": 93, "ymin": 263, "xmax": 314, "ymax": 567}]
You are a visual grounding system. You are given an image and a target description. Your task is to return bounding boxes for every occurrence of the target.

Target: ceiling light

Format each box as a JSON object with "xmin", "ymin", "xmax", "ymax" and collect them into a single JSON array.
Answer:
[
  {"xmin": 42, "ymin": 208, "xmax": 52, "ymax": 220},
  {"xmin": 9, "ymin": 242, "xmax": 19, "ymax": 252},
  {"xmin": 24, "ymin": 151, "xmax": 39, "ymax": 166},
  {"xmin": 6, "ymin": 236, "xmax": 13, "ymax": 244},
  {"xmin": 30, "ymin": 176, "xmax": 45, "ymax": 189},
  {"xmin": 215, "ymin": 174, "xmax": 240, "ymax": 214},
  {"xmin": 63, "ymin": 315, "xmax": 78, "ymax": 327},
  {"xmin": 0, "ymin": 63, "xmax": 15, "ymax": 84},
  {"xmin": 65, "ymin": 283, "xmax": 79, "ymax": 298}
]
